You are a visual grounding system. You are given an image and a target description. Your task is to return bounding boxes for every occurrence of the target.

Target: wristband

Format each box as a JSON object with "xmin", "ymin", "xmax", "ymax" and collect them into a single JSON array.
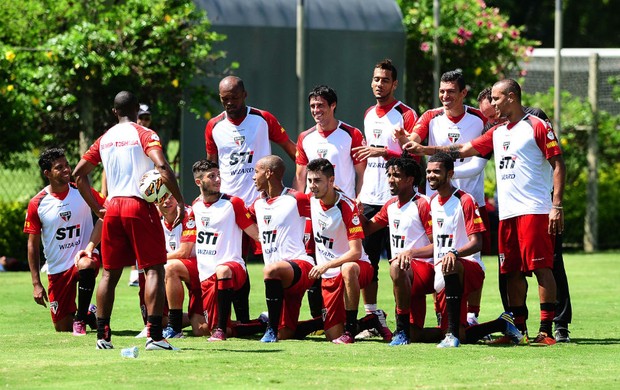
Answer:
[
  {"xmin": 448, "ymin": 248, "xmax": 459, "ymax": 258},
  {"xmin": 552, "ymin": 205, "xmax": 563, "ymax": 210}
]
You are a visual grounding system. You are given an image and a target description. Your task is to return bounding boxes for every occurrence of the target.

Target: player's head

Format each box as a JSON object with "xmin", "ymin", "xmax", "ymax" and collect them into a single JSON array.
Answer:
[
  {"xmin": 477, "ymin": 87, "xmax": 498, "ymax": 122},
  {"xmin": 39, "ymin": 147, "xmax": 71, "ymax": 186},
  {"xmin": 439, "ymin": 70, "xmax": 467, "ymax": 110},
  {"xmin": 253, "ymin": 155, "xmax": 285, "ymax": 193},
  {"xmin": 372, "ymin": 59, "xmax": 398, "ymax": 102},
  {"xmin": 491, "ymin": 79, "xmax": 521, "ymax": 118},
  {"xmin": 308, "ymin": 85, "xmax": 337, "ymax": 125},
  {"xmin": 113, "ymin": 91, "xmax": 139, "ymax": 120},
  {"xmin": 219, "ymin": 76, "xmax": 247, "ymax": 119},
  {"xmin": 426, "ymin": 152, "xmax": 454, "ymax": 191},
  {"xmin": 192, "ymin": 159, "xmax": 220, "ymax": 196},
  {"xmin": 156, "ymin": 193, "xmax": 179, "ymax": 217},
  {"xmin": 385, "ymin": 154, "xmax": 422, "ymax": 196},
  {"xmin": 306, "ymin": 158, "xmax": 335, "ymax": 199},
  {"xmin": 137, "ymin": 103, "xmax": 152, "ymax": 127}
]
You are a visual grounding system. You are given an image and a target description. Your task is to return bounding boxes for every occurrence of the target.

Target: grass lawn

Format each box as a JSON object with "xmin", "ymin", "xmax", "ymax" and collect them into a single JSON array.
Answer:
[{"xmin": 1, "ymin": 252, "xmax": 619, "ymax": 389}]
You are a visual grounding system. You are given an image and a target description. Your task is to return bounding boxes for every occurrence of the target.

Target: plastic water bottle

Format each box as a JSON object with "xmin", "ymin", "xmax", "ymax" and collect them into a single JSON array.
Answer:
[{"xmin": 120, "ymin": 346, "xmax": 139, "ymax": 358}]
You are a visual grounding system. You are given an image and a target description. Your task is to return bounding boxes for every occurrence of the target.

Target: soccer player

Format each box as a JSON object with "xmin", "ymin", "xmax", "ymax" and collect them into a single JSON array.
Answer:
[
  {"xmin": 352, "ymin": 59, "xmax": 418, "ymax": 339},
  {"xmin": 250, "ymin": 155, "xmax": 320, "ymax": 342},
  {"xmin": 73, "ymin": 91, "xmax": 185, "ymax": 351},
  {"xmin": 306, "ymin": 158, "xmax": 389, "ymax": 343},
  {"xmin": 405, "ymin": 79, "xmax": 566, "ymax": 346},
  {"xmin": 24, "ymin": 148, "xmax": 102, "ymax": 335}
]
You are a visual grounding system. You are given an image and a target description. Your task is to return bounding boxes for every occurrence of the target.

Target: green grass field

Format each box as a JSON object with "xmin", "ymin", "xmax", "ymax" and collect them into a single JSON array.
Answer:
[{"xmin": 1, "ymin": 252, "xmax": 619, "ymax": 389}]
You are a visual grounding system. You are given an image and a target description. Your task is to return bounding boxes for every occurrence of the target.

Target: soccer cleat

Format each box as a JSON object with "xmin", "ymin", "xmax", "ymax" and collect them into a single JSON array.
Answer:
[
  {"xmin": 72, "ymin": 320, "xmax": 87, "ymax": 336},
  {"xmin": 145, "ymin": 338, "xmax": 179, "ymax": 351},
  {"xmin": 162, "ymin": 326, "xmax": 184, "ymax": 339},
  {"xmin": 389, "ymin": 330, "xmax": 410, "ymax": 346},
  {"xmin": 96, "ymin": 339, "xmax": 114, "ymax": 349},
  {"xmin": 260, "ymin": 327, "xmax": 278, "ymax": 343},
  {"xmin": 498, "ymin": 312, "xmax": 525, "ymax": 345},
  {"xmin": 207, "ymin": 328, "xmax": 226, "ymax": 342},
  {"xmin": 437, "ymin": 333, "xmax": 461, "ymax": 348},
  {"xmin": 332, "ymin": 332, "xmax": 354, "ymax": 344},
  {"xmin": 374, "ymin": 310, "xmax": 393, "ymax": 342},
  {"xmin": 554, "ymin": 327, "xmax": 570, "ymax": 343},
  {"xmin": 531, "ymin": 331, "xmax": 556, "ymax": 346},
  {"xmin": 135, "ymin": 326, "xmax": 149, "ymax": 338},
  {"xmin": 467, "ymin": 313, "xmax": 479, "ymax": 326},
  {"xmin": 354, "ymin": 328, "xmax": 380, "ymax": 340}
]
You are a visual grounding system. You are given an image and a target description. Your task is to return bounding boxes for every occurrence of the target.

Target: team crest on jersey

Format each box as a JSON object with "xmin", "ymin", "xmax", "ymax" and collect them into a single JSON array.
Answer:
[
  {"xmin": 234, "ymin": 136, "xmax": 245, "ymax": 146},
  {"xmin": 186, "ymin": 218, "xmax": 196, "ymax": 229},
  {"xmin": 304, "ymin": 233, "xmax": 311, "ymax": 244},
  {"xmin": 498, "ymin": 253, "xmax": 505, "ymax": 264},
  {"xmin": 318, "ymin": 220, "xmax": 327, "ymax": 231},
  {"xmin": 503, "ymin": 141, "xmax": 510, "ymax": 151},
  {"xmin": 437, "ymin": 218, "xmax": 444, "ymax": 228},
  {"xmin": 393, "ymin": 219, "xmax": 400, "ymax": 229},
  {"xmin": 448, "ymin": 132, "xmax": 460, "ymax": 143},
  {"xmin": 263, "ymin": 215, "xmax": 272, "ymax": 225},
  {"xmin": 317, "ymin": 148, "xmax": 328, "ymax": 159},
  {"xmin": 201, "ymin": 217, "xmax": 210, "ymax": 227},
  {"xmin": 547, "ymin": 130, "xmax": 555, "ymax": 140},
  {"xmin": 373, "ymin": 129, "xmax": 382, "ymax": 139},
  {"xmin": 352, "ymin": 214, "xmax": 360, "ymax": 225},
  {"xmin": 59, "ymin": 211, "xmax": 72, "ymax": 222},
  {"xmin": 50, "ymin": 301, "xmax": 59, "ymax": 315}
]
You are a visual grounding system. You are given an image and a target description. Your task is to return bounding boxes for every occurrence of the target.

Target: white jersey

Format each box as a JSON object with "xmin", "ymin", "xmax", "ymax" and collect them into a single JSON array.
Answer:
[
  {"xmin": 250, "ymin": 188, "xmax": 314, "ymax": 266},
  {"xmin": 161, "ymin": 204, "xmax": 196, "ymax": 257},
  {"xmin": 358, "ymin": 101, "xmax": 418, "ymax": 205},
  {"xmin": 309, "ymin": 191, "xmax": 369, "ymax": 279},
  {"xmin": 189, "ymin": 194, "xmax": 254, "ymax": 281},
  {"xmin": 24, "ymin": 185, "xmax": 98, "ymax": 275}
]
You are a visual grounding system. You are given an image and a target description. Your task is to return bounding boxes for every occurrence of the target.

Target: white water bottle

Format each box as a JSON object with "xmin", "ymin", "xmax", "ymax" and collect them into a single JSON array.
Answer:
[{"xmin": 121, "ymin": 346, "xmax": 139, "ymax": 358}]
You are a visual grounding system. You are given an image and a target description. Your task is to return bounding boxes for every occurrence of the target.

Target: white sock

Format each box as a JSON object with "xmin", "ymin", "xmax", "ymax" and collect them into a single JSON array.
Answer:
[{"xmin": 364, "ymin": 304, "xmax": 377, "ymax": 314}]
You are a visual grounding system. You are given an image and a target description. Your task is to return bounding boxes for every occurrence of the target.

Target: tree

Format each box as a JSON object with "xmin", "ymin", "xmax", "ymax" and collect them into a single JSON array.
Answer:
[
  {"xmin": 0, "ymin": 0, "xmax": 227, "ymax": 166},
  {"xmin": 398, "ymin": 0, "xmax": 538, "ymax": 111}
]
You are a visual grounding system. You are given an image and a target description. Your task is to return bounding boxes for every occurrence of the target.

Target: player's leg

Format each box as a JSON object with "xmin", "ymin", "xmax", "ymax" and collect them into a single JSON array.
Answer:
[
  {"xmin": 143, "ymin": 264, "xmax": 167, "ymax": 341},
  {"xmin": 164, "ymin": 259, "xmax": 189, "ymax": 337},
  {"xmin": 322, "ymin": 276, "xmax": 345, "ymax": 342},
  {"xmin": 73, "ymin": 253, "xmax": 100, "ymax": 335},
  {"xmin": 214, "ymin": 264, "xmax": 235, "ymax": 336},
  {"xmin": 261, "ymin": 261, "xmax": 295, "ymax": 342},
  {"xmin": 47, "ymin": 269, "xmax": 77, "ymax": 332},
  {"xmin": 389, "ymin": 259, "xmax": 412, "ymax": 345},
  {"xmin": 552, "ymin": 233, "xmax": 572, "ymax": 342},
  {"xmin": 436, "ymin": 261, "xmax": 465, "ymax": 348},
  {"xmin": 96, "ymin": 267, "xmax": 123, "ymax": 346},
  {"xmin": 341, "ymin": 261, "xmax": 361, "ymax": 340}
]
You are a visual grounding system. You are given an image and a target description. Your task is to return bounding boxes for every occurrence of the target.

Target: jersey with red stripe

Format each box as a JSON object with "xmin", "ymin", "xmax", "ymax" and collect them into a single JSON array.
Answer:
[
  {"xmin": 296, "ymin": 121, "xmax": 365, "ymax": 199},
  {"xmin": 358, "ymin": 100, "xmax": 418, "ymax": 205},
  {"xmin": 371, "ymin": 193, "xmax": 433, "ymax": 262},
  {"xmin": 205, "ymin": 107, "xmax": 290, "ymax": 204},
  {"xmin": 23, "ymin": 185, "xmax": 104, "ymax": 275},
  {"xmin": 471, "ymin": 114, "xmax": 562, "ymax": 220},
  {"xmin": 249, "ymin": 188, "xmax": 313, "ymax": 266},
  {"xmin": 189, "ymin": 194, "xmax": 254, "ymax": 281},
  {"xmin": 413, "ymin": 106, "xmax": 487, "ymax": 205},
  {"xmin": 309, "ymin": 191, "xmax": 369, "ymax": 279},
  {"xmin": 82, "ymin": 122, "xmax": 162, "ymax": 199},
  {"xmin": 162, "ymin": 204, "xmax": 196, "ymax": 257}
]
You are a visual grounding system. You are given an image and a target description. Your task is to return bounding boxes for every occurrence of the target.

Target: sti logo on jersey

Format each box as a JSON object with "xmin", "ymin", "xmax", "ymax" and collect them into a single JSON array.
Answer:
[
  {"xmin": 317, "ymin": 149, "xmax": 328, "ymax": 159},
  {"xmin": 436, "ymin": 218, "xmax": 444, "ymax": 229},
  {"xmin": 201, "ymin": 217, "xmax": 210, "ymax": 227},
  {"xmin": 393, "ymin": 219, "xmax": 400, "ymax": 229},
  {"xmin": 59, "ymin": 211, "xmax": 72, "ymax": 222},
  {"xmin": 373, "ymin": 129, "xmax": 382, "ymax": 139},
  {"xmin": 503, "ymin": 141, "xmax": 510, "ymax": 151},
  {"xmin": 448, "ymin": 132, "xmax": 460, "ymax": 143},
  {"xmin": 263, "ymin": 215, "xmax": 272, "ymax": 225},
  {"xmin": 234, "ymin": 136, "xmax": 245, "ymax": 146}
]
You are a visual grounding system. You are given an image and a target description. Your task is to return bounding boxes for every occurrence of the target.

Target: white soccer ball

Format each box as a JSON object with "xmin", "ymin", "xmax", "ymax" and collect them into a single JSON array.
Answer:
[{"xmin": 138, "ymin": 169, "xmax": 171, "ymax": 203}]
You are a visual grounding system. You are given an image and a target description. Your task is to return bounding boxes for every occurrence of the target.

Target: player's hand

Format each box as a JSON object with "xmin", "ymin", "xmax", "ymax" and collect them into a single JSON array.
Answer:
[
  {"xmin": 548, "ymin": 208, "xmax": 564, "ymax": 235},
  {"xmin": 309, "ymin": 265, "xmax": 327, "ymax": 279},
  {"xmin": 354, "ymin": 198, "xmax": 364, "ymax": 214},
  {"xmin": 95, "ymin": 208, "xmax": 106, "ymax": 219},
  {"xmin": 441, "ymin": 252, "xmax": 457, "ymax": 274},
  {"xmin": 390, "ymin": 251, "xmax": 412, "ymax": 270},
  {"xmin": 74, "ymin": 250, "xmax": 90, "ymax": 266},
  {"xmin": 352, "ymin": 145, "xmax": 385, "ymax": 161},
  {"xmin": 33, "ymin": 283, "xmax": 48, "ymax": 308},
  {"xmin": 173, "ymin": 203, "xmax": 185, "ymax": 228},
  {"xmin": 392, "ymin": 127, "xmax": 409, "ymax": 145},
  {"xmin": 402, "ymin": 140, "xmax": 424, "ymax": 155}
]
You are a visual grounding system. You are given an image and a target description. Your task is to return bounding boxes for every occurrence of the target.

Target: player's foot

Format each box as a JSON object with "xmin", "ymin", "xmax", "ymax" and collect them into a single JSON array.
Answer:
[
  {"xmin": 72, "ymin": 320, "xmax": 87, "ymax": 336},
  {"xmin": 498, "ymin": 312, "xmax": 525, "ymax": 345},
  {"xmin": 374, "ymin": 310, "xmax": 393, "ymax": 342},
  {"xmin": 86, "ymin": 305, "xmax": 97, "ymax": 330},
  {"xmin": 437, "ymin": 333, "xmax": 460, "ymax": 348},
  {"xmin": 467, "ymin": 312, "xmax": 479, "ymax": 326},
  {"xmin": 554, "ymin": 327, "xmax": 570, "ymax": 343},
  {"xmin": 163, "ymin": 326, "xmax": 184, "ymax": 339},
  {"xmin": 260, "ymin": 327, "xmax": 278, "ymax": 343},
  {"xmin": 145, "ymin": 338, "xmax": 179, "ymax": 351},
  {"xmin": 531, "ymin": 331, "xmax": 556, "ymax": 346},
  {"xmin": 258, "ymin": 311, "xmax": 269, "ymax": 324},
  {"xmin": 389, "ymin": 330, "xmax": 410, "ymax": 346},
  {"xmin": 96, "ymin": 339, "xmax": 114, "ymax": 349},
  {"xmin": 332, "ymin": 331, "xmax": 354, "ymax": 344},
  {"xmin": 135, "ymin": 326, "xmax": 148, "ymax": 338},
  {"xmin": 354, "ymin": 328, "xmax": 380, "ymax": 339},
  {"xmin": 208, "ymin": 328, "xmax": 226, "ymax": 342}
]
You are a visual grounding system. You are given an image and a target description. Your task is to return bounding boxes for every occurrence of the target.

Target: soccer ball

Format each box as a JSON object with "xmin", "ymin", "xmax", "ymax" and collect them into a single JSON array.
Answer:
[{"xmin": 138, "ymin": 169, "xmax": 171, "ymax": 203}]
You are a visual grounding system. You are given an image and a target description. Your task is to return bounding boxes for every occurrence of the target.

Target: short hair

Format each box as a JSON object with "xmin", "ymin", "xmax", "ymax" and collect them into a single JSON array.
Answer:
[
  {"xmin": 428, "ymin": 152, "xmax": 454, "ymax": 172},
  {"xmin": 494, "ymin": 79, "xmax": 522, "ymax": 102},
  {"xmin": 386, "ymin": 154, "xmax": 423, "ymax": 186},
  {"xmin": 258, "ymin": 155, "xmax": 285, "ymax": 179},
  {"xmin": 441, "ymin": 70, "xmax": 466, "ymax": 91},
  {"xmin": 477, "ymin": 87, "xmax": 492, "ymax": 103},
  {"xmin": 308, "ymin": 85, "xmax": 338, "ymax": 107},
  {"xmin": 38, "ymin": 147, "xmax": 66, "ymax": 172},
  {"xmin": 192, "ymin": 159, "xmax": 219, "ymax": 179},
  {"xmin": 306, "ymin": 158, "xmax": 335, "ymax": 178},
  {"xmin": 375, "ymin": 58, "xmax": 398, "ymax": 81},
  {"xmin": 113, "ymin": 91, "xmax": 139, "ymax": 116}
]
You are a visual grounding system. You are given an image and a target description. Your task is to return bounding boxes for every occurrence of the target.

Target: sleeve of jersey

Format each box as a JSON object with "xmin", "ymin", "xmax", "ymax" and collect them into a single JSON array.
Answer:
[
  {"xmin": 82, "ymin": 137, "xmax": 102, "ymax": 165},
  {"xmin": 350, "ymin": 129, "xmax": 367, "ymax": 164},
  {"xmin": 264, "ymin": 111, "xmax": 290, "ymax": 144},
  {"xmin": 181, "ymin": 208, "xmax": 197, "ymax": 243},
  {"xmin": 471, "ymin": 127, "xmax": 495, "ymax": 156},
  {"xmin": 402, "ymin": 107, "xmax": 418, "ymax": 133},
  {"xmin": 205, "ymin": 120, "xmax": 218, "ymax": 155},
  {"xmin": 231, "ymin": 196, "xmax": 255, "ymax": 230},
  {"xmin": 370, "ymin": 203, "xmax": 389, "ymax": 227},
  {"xmin": 137, "ymin": 126, "xmax": 163, "ymax": 155},
  {"xmin": 461, "ymin": 195, "xmax": 486, "ymax": 235},
  {"xmin": 247, "ymin": 200, "xmax": 258, "ymax": 221},
  {"xmin": 295, "ymin": 133, "xmax": 309, "ymax": 165},
  {"xmin": 533, "ymin": 119, "xmax": 562, "ymax": 159},
  {"xmin": 340, "ymin": 201, "xmax": 365, "ymax": 240},
  {"xmin": 412, "ymin": 112, "xmax": 431, "ymax": 141},
  {"xmin": 89, "ymin": 188, "xmax": 106, "ymax": 208},
  {"xmin": 295, "ymin": 191, "xmax": 311, "ymax": 218},
  {"xmin": 417, "ymin": 197, "xmax": 433, "ymax": 236},
  {"xmin": 23, "ymin": 198, "xmax": 42, "ymax": 234}
]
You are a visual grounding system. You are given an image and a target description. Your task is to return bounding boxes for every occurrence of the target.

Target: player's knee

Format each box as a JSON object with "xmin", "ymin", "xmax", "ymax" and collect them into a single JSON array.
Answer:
[
  {"xmin": 262, "ymin": 263, "xmax": 281, "ymax": 280},
  {"xmin": 341, "ymin": 262, "xmax": 360, "ymax": 280}
]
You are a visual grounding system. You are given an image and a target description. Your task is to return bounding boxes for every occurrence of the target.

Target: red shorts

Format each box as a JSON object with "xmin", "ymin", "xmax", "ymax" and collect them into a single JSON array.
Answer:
[
  {"xmin": 479, "ymin": 205, "xmax": 492, "ymax": 255},
  {"xmin": 47, "ymin": 259, "xmax": 101, "ymax": 323},
  {"xmin": 498, "ymin": 214, "xmax": 554, "ymax": 274},
  {"xmin": 321, "ymin": 261, "xmax": 373, "ymax": 331},
  {"xmin": 435, "ymin": 259, "xmax": 485, "ymax": 331},
  {"xmin": 280, "ymin": 260, "xmax": 315, "ymax": 331},
  {"xmin": 101, "ymin": 197, "xmax": 167, "ymax": 270},
  {"xmin": 200, "ymin": 261, "xmax": 247, "ymax": 332},
  {"xmin": 408, "ymin": 260, "xmax": 435, "ymax": 328},
  {"xmin": 179, "ymin": 258, "xmax": 203, "ymax": 316}
]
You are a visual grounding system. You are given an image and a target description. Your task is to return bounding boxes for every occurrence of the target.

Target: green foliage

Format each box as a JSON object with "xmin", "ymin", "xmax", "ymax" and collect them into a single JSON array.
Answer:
[
  {"xmin": 0, "ymin": 0, "xmax": 226, "ymax": 166},
  {"xmin": 0, "ymin": 201, "xmax": 28, "ymax": 262},
  {"xmin": 398, "ymin": 0, "xmax": 539, "ymax": 112}
]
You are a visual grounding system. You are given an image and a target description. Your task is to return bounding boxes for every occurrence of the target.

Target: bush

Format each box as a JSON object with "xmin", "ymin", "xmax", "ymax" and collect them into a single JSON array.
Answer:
[{"xmin": 0, "ymin": 201, "xmax": 29, "ymax": 264}]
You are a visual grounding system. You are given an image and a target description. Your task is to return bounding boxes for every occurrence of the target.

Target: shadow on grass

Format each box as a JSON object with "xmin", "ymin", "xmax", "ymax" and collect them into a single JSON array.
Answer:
[{"xmin": 570, "ymin": 338, "xmax": 620, "ymax": 345}]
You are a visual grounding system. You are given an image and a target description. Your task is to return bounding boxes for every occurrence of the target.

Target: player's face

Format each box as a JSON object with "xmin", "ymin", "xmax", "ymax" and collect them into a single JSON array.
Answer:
[
  {"xmin": 307, "ymin": 170, "xmax": 333, "ymax": 200},
  {"xmin": 439, "ymin": 81, "xmax": 466, "ymax": 111},
  {"xmin": 479, "ymin": 99, "xmax": 499, "ymax": 123},
  {"xmin": 253, "ymin": 162, "xmax": 268, "ymax": 192},
  {"xmin": 387, "ymin": 166, "xmax": 412, "ymax": 196},
  {"xmin": 491, "ymin": 86, "xmax": 510, "ymax": 118},
  {"xmin": 219, "ymin": 85, "xmax": 247, "ymax": 119},
  {"xmin": 196, "ymin": 168, "xmax": 221, "ymax": 196},
  {"xmin": 426, "ymin": 162, "xmax": 451, "ymax": 191},
  {"xmin": 137, "ymin": 115, "xmax": 151, "ymax": 127},
  {"xmin": 157, "ymin": 194, "xmax": 178, "ymax": 215},
  {"xmin": 45, "ymin": 156, "xmax": 71, "ymax": 186},
  {"xmin": 371, "ymin": 68, "xmax": 397, "ymax": 102},
  {"xmin": 309, "ymin": 96, "xmax": 336, "ymax": 128}
]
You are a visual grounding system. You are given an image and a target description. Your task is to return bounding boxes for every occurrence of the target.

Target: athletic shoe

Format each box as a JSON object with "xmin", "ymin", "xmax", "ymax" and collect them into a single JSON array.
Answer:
[
  {"xmin": 554, "ymin": 327, "xmax": 570, "ymax": 343},
  {"xmin": 258, "ymin": 311, "xmax": 269, "ymax": 324},
  {"xmin": 135, "ymin": 326, "xmax": 148, "ymax": 338},
  {"xmin": 208, "ymin": 328, "xmax": 226, "ymax": 342},
  {"xmin": 72, "ymin": 320, "xmax": 87, "ymax": 336},
  {"xmin": 96, "ymin": 339, "xmax": 114, "ymax": 349},
  {"xmin": 531, "ymin": 331, "xmax": 556, "ymax": 346},
  {"xmin": 467, "ymin": 313, "xmax": 479, "ymax": 326},
  {"xmin": 162, "ymin": 326, "xmax": 184, "ymax": 339},
  {"xmin": 389, "ymin": 330, "xmax": 410, "ymax": 346},
  {"xmin": 145, "ymin": 338, "xmax": 179, "ymax": 351},
  {"xmin": 354, "ymin": 328, "xmax": 380, "ymax": 339},
  {"xmin": 437, "ymin": 333, "xmax": 460, "ymax": 348},
  {"xmin": 260, "ymin": 327, "xmax": 278, "ymax": 343},
  {"xmin": 374, "ymin": 310, "xmax": 393, "ymax": 342},
  {"xmin": 332, "ymin": 332, "xmax": 354, "ymax": 344},
  {"xmin": 498, "ymin": 312, "xmax": 525, "ymax": 345}
]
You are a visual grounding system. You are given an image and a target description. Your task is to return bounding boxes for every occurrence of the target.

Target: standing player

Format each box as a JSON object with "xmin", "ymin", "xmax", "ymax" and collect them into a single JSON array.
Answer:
[
  {"xmin": 405, "ymin": 79, "xmax": 565, "ymax": 346},
  {"xmin": 250, "ymin": 156, "xmax": 320, "ymax": 342},
  {"xmin": 352, "ymin": 59, "xmax": 418, "ymax": 338},
  {"xmin": 24, "ymin": 148, "xmax": 102, "ymax": 335},
  {"xmin": 306, "ymin": 158, "xmax": 389, "ymax": 343},
  {"xmin": 73, "ymin": 91, "xmax": 184, "ymax": 350}
]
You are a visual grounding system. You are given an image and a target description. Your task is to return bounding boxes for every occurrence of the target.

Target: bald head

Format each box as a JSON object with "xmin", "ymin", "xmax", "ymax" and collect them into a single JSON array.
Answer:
[
  {"xmin": 219, "ymin": 76, "xmax": 245, "ymax": 94},
  {"xmin": 493, "ymin": 79, "xmax": 521, "ymax": 103},
  {"xmin": 113, "ymin": 91, "xmax": 139, "ymax": 119},
  {"xmin": 258, "ymin": 155, "xmax": 285, "ymax": 180},
  {"xmin": 219, "ymin": 76, "xmax": 247, "ymax": 119}
]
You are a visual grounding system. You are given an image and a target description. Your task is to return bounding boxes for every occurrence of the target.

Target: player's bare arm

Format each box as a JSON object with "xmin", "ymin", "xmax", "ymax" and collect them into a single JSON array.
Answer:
[
  {"xmin": 548, "ymin": 154, "xmax": 566, "ymax": 234},
  {"xmin": 393, "ymin": 126, "xmax": 412, "ymax": 147},
  {"xmin": 389, "ymin": 243, "xmax": 433, "ymax": 270},
  {"xmin": 403, "ymin": 140, "xmax": 479, "ymax": 160},
  {"xmin": 74, "ymin": 218, "xmax": 103, "ymax": 263},
  {"xmin": 243, "ymin": 223, "xmax": 260, "ymax": 242},
  {"xmin": 73, "ymin": 159, "xmax": 106, "ymax": 219},
  {"xmin": 167, "ymin": 241, "xmax": 195, "ymax": 261},
  {"xmin": 354, "ymin": 161, "xmax": 366, "ymax": 198},
  {"xmin": 309, "ymin": 238, "xmax": 363, "ymax": 279},
  {"xmin": 352, "ymin": 145, "xmax": 388, "ymax": 161},
  {"xmin": 293, "ymin": 164, "xmax": 307, "ymax": 193},
  {"xmin": 278, "ymin": 139, "xmax": 298, "ymax": 162},
  {"xmin": 27, "ymin": 234, "xmax": 48, "ymax": 307}
]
